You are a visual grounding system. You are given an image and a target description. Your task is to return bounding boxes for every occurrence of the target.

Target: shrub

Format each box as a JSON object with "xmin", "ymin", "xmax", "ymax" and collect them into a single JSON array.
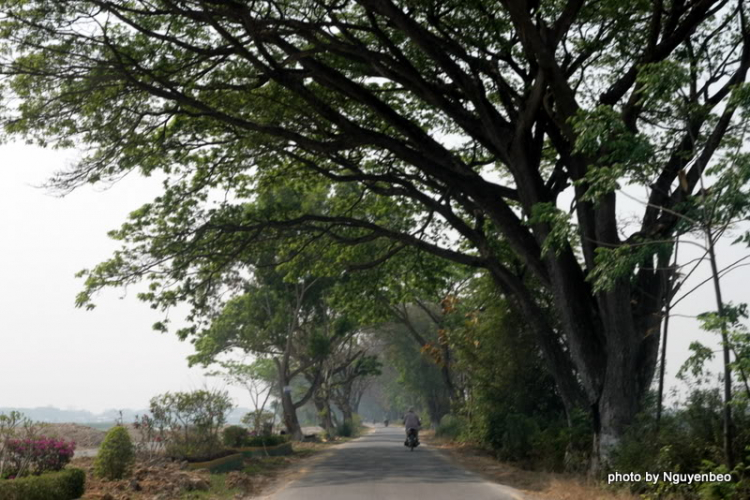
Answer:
[
  {"xmin": 94, "ymin": 426, "xmax": 135, "ymax": 480},
  {"xmin": 243, "ymin": 435, "xmax": 288, "ymax": 447},
  {"xmin": 222, "ymin": 425, "xmax": 249, "ymax": 448},
  {"xmin": 150, "ymin": 389, "xmax": 234, "ymax": 460},
  {"xmin": 610, "ymin": 388, "xmax": 750, "ymax": 499},
  {"xmin": 435, "ymin": 414, "xmax": 465, "ymax": 440},
  {"xmin": 0, "ymin": 468, "xmax": 85, "ymax": 500},
  {"xmin": 336, "ymin": 420, "xmax": 354, "ymax": 438},
  {"xmin": 2, "ymin": 437, "xmax": 76, "ymax": 478},
  {"xmin": 0, "ymin": 411, "xmax": 46, "ymax": 479},
  {"xmin": 241, "ymin": 410, "xmax": 275, "ymax": 434}
]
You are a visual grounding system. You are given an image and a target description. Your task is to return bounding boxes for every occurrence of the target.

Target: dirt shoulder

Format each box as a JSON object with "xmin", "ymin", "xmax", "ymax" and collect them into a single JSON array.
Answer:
[
  {"xmin": 422, "ymin": 432, "xmax": 638, "ymax": 500},
  {"xmin": 70, "ymin": 431, "xmax": 370, "ymax": 500}
]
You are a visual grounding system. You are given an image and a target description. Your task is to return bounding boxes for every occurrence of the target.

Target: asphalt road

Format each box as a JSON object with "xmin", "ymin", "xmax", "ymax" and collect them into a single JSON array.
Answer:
[{"xmin": 270, "ymin": 426, "xmax": 523, "ymax": 500}]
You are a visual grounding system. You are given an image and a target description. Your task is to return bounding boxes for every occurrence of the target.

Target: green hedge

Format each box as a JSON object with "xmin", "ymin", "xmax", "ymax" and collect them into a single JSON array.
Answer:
[
  {"xmin": 0, "ymin": 468, "xmax": 85, "ymax": 500},
  {"xmin": 237, "ymin": 442, "xmax": 293, "ymax": 458},
  {"xmin": 243, "ymin": 435, "xmax": 288, "ymax": 447}
]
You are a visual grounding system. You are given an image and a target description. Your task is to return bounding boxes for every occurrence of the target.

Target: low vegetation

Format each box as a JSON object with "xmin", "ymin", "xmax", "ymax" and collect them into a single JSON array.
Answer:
[
  {"xmin": 93, "ymin": 426, "xmax": 135, "ymax": 480},
  {"xmin": 0, "ymin": 468, "xmax": 86, "ymax": 500}
]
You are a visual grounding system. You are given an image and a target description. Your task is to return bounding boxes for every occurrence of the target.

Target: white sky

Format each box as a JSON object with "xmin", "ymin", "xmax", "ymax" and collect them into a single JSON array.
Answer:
[
  {"xmin": 0, "ymin": 140, "xmax": 744, "ymax": 414},
  {"xmin": 0, "ymin": 142, "xmax": 246, "ymax": 413}
]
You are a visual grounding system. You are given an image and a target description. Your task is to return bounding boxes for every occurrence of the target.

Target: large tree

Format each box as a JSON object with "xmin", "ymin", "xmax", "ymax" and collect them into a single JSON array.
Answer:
[{"xmin": 3, "ymin": 0, "xmax": 750, "ymax": 465}]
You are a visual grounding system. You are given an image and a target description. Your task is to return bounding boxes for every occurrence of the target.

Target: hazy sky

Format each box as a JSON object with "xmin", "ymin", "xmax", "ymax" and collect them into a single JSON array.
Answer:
[
  {"xmin": 0, "ymin": 142, "xmax": 246, "ymax": 413},
  {"xmin": 0, "ymin": 140, "xmax": 744, "ymax": 414}
]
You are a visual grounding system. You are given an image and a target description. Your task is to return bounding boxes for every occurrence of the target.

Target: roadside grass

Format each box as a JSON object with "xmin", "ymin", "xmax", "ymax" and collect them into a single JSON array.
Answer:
[
  {"xmin": 422, "ymin": 431, "xmax": 640, "ymax": 500},
  {"xmin": 243, "ymin": 455, "xmax": 295, "ymax": 475},
  {"xmin": 181, "ymin": 474, "xmax": 241, "ymax": 499}
]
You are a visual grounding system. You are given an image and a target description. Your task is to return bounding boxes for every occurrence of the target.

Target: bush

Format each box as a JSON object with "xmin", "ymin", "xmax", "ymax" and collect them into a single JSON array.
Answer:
[
  {"xmin": 610, "ymin": 388, "xmax": 750, "ymax": 499},
  {"xmin": 150, "ymin": 389, "xmax": 233, "ymax": 460},
  {"xmin": 94, "ymin": 426, "xmax": 135, "ymax": 480},
  {"xmin": 241, "ymin": 410, "xmax": 275, "ymax": 434},
  {"xmin": 436, "ymin": 414, "xmax": 465, "ymax": 440},
  {"xmin": 243, "ymin": 435, "xmax": 289, "ymax": 447},
  {"xmin": 0, "ymin": 468, "xmax": 85, "ymax": 500},
  {"xmin": 336, "ymin": 420, "xmax": 354, "ymax": 438},
  {"xmin": 223, "ymin": 426, "xmax": 250, "ymax": 448},
  {"xmin": 2, "ymin": 437, "xmax": 76, "ymax": 478}
]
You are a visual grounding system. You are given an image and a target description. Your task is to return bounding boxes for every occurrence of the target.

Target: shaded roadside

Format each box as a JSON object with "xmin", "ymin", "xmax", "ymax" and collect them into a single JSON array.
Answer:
[{"xmin": 422, "ymin": 431, "xmax": 639, "ymax": 500}]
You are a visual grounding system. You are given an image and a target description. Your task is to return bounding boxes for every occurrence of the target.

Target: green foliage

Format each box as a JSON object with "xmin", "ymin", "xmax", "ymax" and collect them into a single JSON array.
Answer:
[
  {"xmin": 336, "ymin": 420, "xmax": 354, "ymax": 438},
  {"xmin": 611, "ymin": 390, "xmax": 750, "ymax": 499},
  {"xmin": 222, "ymin": 426, "xmax": 249, "ymax": 449},
  {"xmin": 242, "ymin": 435, "xmax": 288, "ymax": 448},
  {"xmin": 221, "ymin": 427, "xmax": 288, "ymax": 448},
  {"xmin": 587, "ymin": 239, "xmax": 671, "ymax": 294},
  {"xmin": 4, "ymin": 0, "xmax": 750, "ymax": 477},
  {"xmin": 679, "ymin": 302, "xmax": 750, "ymax": 388},
  {"xmin": 527, "ymin": 203, "xmax": 578, "ymax": 257},
  {"xmin": 149, "ymin": 390, "xmax": 233, "ymax": 460},
  {"xmin": 240, "ymin": 411, "xmax": 275, "ymax": 434},
  {"xmin": 94, "ymin": 426, "xmax": 135, "ymax": 480},
  {"xmin": 435, "ymin": 414, "xmax": 466, "ymax": 440},
  {"xmin": 571, "ymin": 105, "xmax": 655, "ymax": 202},
  {"xmin": 0, "ymin": 411, "xmax": 43, "ymax": 478},
  {"xmin": 0, "ymin": 468, "xmax": 85, "ymax": 500},
  {"xmin": 446, "ymin": 278, "xmax": 584, "ymax": 470}
]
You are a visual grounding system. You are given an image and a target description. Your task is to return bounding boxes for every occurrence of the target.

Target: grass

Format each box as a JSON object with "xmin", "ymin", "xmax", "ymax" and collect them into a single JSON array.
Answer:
[
  {"xmin": 181, "ymin": 474, "xmax": 242, "ymax": 499},
  {"xmin": 242, "ymin": 456, "xmax": 292, "ymax": 475},
  {"xmin": 183, "ymin": 445, "xmax": 330, "ymax": 499}
]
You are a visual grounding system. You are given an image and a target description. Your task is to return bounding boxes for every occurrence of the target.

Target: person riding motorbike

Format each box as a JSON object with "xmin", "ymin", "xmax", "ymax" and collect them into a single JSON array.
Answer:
[{"xmin": 403, "ymin": 408, "xmax": 421, "ymax": 446}]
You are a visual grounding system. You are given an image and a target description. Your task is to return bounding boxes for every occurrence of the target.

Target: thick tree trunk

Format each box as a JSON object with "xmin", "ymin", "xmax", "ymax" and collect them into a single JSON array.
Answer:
[
  {"xmin": 280, "ymin": 385, "xmax": 303, "ymax": 441},
  {"xmin": 340, "ymin": 383, "xmax": 354, "ymax": 423},
  {"xmin": 490, "ymin": 248, "xmax": 664, "ymax": 472},
  {"xmin": 276, "ymin": 359, "xmax": 303, "ymax": 441},
  {"xmin": 313, "ymin": 392, "xmax": 335, "ymax": 437}
]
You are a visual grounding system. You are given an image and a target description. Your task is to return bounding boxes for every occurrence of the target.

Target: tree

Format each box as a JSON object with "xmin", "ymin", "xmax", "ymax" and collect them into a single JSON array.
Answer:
[
  {"xmin": 328, "ymin": 338, "xmax": 382, "ymax": 424},
  {"xmin": 377, "ymin": 316, "xmax": 454, "ymax": 425},
  {"xmin": 207, "ymin": 359, "xmax": 277, "ymax": 434},
  {"xmin": 4, "ymin": 0, "xmax": 750, "ymax": 466},
  {"xmin": 187, "ymin": 250, "xmax": 360, "ymax": 440}
]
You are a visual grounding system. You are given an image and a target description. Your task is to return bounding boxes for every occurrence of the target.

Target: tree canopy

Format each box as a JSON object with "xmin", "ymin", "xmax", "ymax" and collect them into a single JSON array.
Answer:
[{"xmin": 2, "ymin": 0, "xmax": 750, "ymax": 464}]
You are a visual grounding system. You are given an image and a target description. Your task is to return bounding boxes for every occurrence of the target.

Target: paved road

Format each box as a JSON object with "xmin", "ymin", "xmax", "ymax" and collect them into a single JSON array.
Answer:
[{"xmin": 270, "ymin": 426, "xmax": 523, "ymax": 500}]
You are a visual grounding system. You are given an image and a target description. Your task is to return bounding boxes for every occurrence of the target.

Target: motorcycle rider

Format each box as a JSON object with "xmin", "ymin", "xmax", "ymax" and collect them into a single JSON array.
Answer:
[{"xmin": 403, "ymin": 408, "xmax": 421, "ymax": 446}]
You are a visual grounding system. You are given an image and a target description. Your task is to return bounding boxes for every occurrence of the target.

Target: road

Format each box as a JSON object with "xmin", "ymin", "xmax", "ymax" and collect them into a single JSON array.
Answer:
[{"xmin": 269, "ymin": 426, "xmax": 523, "ymax": 500}]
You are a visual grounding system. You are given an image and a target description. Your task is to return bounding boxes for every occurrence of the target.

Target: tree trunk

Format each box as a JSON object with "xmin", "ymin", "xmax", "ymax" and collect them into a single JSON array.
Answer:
[
  {"xmin": 313, "ymin": 392, "xmax": 335, "ymax": 437},
  {"xmin": 492, "ymin": 251, "xmax": 664, "ymax": 473},
  {"xmin": 276, "ymin": 360, "xmax": 303, "ymax": 441},
  {"xmin": 657, "ymin": 240, "xmax": 679, "ymax": 431},
  {"xmin": 707, "ymin": 230, "xmax": 734, "ymax": 468},
  {"xmin": 280, "ymin": 385, "xmax": 303, "ymax": 441}
]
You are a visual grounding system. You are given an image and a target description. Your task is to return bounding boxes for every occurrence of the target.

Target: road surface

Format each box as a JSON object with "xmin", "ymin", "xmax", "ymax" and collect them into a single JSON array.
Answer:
[{"xmin": 269, "ymin": 426, "xmax": 523, "ymax": 500}]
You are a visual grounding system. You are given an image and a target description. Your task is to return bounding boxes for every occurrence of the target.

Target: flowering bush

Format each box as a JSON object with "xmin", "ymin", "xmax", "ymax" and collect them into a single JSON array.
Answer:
[{"xmin": 2, "ymin": 437, "xmax": 75, "ymax": 478}]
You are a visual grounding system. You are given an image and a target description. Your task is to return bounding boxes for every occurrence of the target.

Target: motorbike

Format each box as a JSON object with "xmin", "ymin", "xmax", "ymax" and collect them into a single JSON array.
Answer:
[
  {"xmin": 384, "ymin": 419, "xmax": 389, "ymax": 427},
  {"xmin": 405, "ymin": 428, "xmax": 419, "ymax": 451}
]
